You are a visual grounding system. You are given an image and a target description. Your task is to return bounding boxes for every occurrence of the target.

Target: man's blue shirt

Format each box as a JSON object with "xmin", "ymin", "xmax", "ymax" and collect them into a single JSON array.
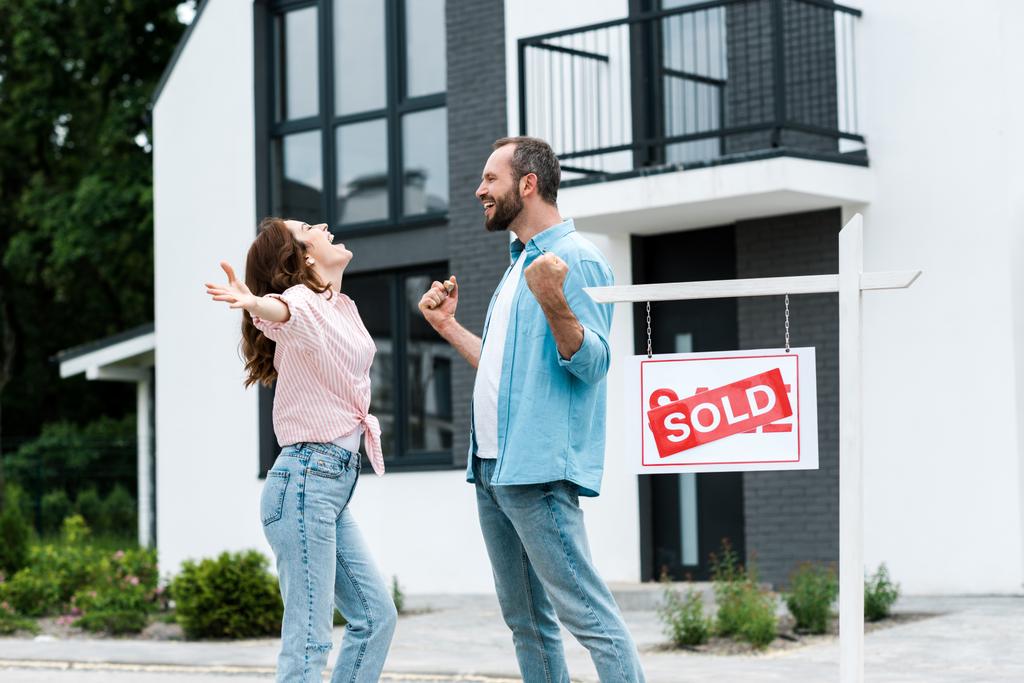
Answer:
[{"xmin": 466, "ymin": 219, "xmax": 614, "ymax": 497}]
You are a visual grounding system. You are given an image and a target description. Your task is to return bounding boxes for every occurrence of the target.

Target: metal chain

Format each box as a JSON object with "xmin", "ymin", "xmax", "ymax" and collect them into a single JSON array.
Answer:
[
  {"xmin": 646, "ymin": 301, "xmax": 653, "ymax": 358},
  {"xmin": 784, "ymin": 294, "xmax": 791, "ymax": 353}
]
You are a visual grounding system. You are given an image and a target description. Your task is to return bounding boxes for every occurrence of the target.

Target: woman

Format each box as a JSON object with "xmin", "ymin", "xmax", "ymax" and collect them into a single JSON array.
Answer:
[{"xmin": 205, "ymin": 217, "xmax": 395, "ymax": 683}]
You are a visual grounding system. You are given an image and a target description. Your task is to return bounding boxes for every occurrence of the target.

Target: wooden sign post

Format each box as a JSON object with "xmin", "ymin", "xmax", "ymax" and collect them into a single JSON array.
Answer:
[{"xmin": 585, "ymin": 214, "xmax": 920, "ymax": 683}]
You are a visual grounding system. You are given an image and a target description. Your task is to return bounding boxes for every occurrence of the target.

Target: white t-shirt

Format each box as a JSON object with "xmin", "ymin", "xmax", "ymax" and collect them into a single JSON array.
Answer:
[
  {"xmin": 332, "ymin": 425, "xmax": 362, "ymax": 454},
  {"xmin": 472, "ymin": 253, "xmax": 528, "ymax": 459}
]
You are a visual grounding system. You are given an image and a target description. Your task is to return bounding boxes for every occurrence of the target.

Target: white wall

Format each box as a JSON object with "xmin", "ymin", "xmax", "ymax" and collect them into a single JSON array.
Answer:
[
  {"xmin": 579, "ymin": 231, "xmax": 642, "ymax": 583},
  {"xmin": 154, "ymin": 0, "xmax": 264, "ymax": 574},
  {"xmin": 1004, "ymin": 0, "xmax": 1024, "ymax": 592},
  {"xmin": 849, "ymin": 0, "xmax": 1023, "ymax": 594}
]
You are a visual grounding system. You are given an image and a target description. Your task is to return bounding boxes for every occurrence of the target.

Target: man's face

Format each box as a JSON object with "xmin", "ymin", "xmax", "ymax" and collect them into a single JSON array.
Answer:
[{"xmin": 476, "ymin": 145, "xmax": 523, "ymax": 232}]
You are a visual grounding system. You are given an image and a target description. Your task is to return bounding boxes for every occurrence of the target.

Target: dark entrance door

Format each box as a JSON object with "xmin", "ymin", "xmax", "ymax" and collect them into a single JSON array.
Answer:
[{"xmin": 633, "ymin": 225, "xmax": 746, "ymax": 581}]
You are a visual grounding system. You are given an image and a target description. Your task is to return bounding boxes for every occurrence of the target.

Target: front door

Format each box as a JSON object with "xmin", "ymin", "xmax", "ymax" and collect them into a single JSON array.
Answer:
[{"xmin": 633, "ymin": 225, "xmax": 746, "ymax": 580}]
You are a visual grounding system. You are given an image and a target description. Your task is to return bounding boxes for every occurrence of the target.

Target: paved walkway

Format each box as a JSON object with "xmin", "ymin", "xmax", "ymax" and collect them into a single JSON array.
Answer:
[{"xmin": 0, "ymin": 593, "xmax": 1021, "ymax": 682}]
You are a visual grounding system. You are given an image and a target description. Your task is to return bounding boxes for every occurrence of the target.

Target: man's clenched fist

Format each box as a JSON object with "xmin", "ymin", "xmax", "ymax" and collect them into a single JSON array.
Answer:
[
  {"xmin": 418, "ymin": 276, "xmax": 458, "ymax": 331},
  {"xmin": 524, "ymin": 253, "xmax": 568, "ymax": 304}
]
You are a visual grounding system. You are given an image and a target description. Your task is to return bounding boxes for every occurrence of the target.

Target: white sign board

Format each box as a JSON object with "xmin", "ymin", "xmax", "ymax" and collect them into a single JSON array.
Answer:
[{"xmin": 625, "ymin": 347, "xmax": 818, "ymax": 474}]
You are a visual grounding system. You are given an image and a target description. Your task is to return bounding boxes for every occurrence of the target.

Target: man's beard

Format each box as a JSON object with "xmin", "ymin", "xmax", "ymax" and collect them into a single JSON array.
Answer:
[{"xmin": 485, "ymin": 188, "xmax": 523, "ymax": 232}]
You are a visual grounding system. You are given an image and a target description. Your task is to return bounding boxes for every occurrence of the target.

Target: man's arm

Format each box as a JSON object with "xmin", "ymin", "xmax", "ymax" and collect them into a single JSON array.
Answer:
[
  {"xmin": 418, "ymin": 276, "xmax": 483, "ymax": 369},
  {"xmin": 523, "ymin": 254, "xmax": 584, "ymax": 360},
  {"xmin": 525, "ymin": 253, "xmax": 613, "ymax": 385}
]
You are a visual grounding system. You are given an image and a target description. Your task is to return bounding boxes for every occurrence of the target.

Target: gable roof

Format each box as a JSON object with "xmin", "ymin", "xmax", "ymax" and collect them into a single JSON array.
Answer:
[{"xmin": 151, "ymin": 0, "xmax": 212, "ymax": 105}]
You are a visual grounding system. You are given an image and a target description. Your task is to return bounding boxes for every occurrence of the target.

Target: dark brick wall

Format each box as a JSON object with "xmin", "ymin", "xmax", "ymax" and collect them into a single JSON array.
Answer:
[
  {"xmin": 445, "ymin": 0, "xmax": 511, "ymax": 466},
  {"xmin": 735, "ymin": 208, "xmax": 841, "ymax": 587},
  {"xmin": 724, "ymin": 0, "xmax": 838, "ymax": 155}
]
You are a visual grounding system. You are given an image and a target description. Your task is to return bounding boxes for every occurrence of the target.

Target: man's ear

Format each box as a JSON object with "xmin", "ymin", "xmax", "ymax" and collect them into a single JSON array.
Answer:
[{"xmin": 520, "ymin": 172, "xmax": 538, "ymax": 198}]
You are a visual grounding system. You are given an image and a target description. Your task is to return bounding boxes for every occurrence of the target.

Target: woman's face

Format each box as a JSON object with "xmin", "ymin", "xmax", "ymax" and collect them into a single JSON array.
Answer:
[{"xmin": 284, "ymin": 220, "xmax": 353, "ymax": 269}]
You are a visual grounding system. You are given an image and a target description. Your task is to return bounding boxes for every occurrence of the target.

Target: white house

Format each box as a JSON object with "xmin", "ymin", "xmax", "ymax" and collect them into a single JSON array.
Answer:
[{"xmin": 152, "ymin": 0, "xmax": 1024, "ymax": 595}]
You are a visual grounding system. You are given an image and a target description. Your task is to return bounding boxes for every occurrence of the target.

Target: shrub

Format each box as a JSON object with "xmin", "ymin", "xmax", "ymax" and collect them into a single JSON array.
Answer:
[
  {"xmin": 0, "ymin": 600, "xmax": 38, "ymax": 635},
  {"xmin": 75, "ymin": 488, "xmax": 103, "ymax": 530},
  {"xmin": 0, "ymin": 500, "xmax": 32, "ymax": 575},
  {"xmin": 72, "ymin": 549, "xmax": 159, "ymax": 635},
  {"xmin": 864, "ymin": 564, "xmax": 900, "ymax": 622},
  {"xmin": 41, "ymin": 490, "xmax": 73, "ymax": 534},
  {"xmin": 100, "ymin": 485, "xmax": 136, "ymax": 536},
  {"xmin": 76, "ymin": 609, "xmax": 149, "ymax": 634},
  {"xmin": 658, "ymin": 582, "xmax": 711, "ymax": 647},
  {"xmin": 61, "ymin": 514, "xmax": 92, "ymax": 545},
  {"xmin": 48, "ymin": 516, "xmax": 104, "ymax": 596},
  {"xmin": 710, "ymin": 538, "xmax": 746, "ymax": 637},
  {"xmin": 0, "ymin": 514, "xmax": 158, "ymax": 629},
  {"xmin": 738, "ymin": 587, "xmax": 778, "ymax": 648},
  {"xmin": 170, "ymin": 550, "xmax": 283, "ymax": 639},
  {"xmin": 785, "ymin": 562, "xmax": 838, "ymax": 634},
  {"xmin": 1, "ymin": 566, "xmax": 63, "ymax": 616},
  {"xmin": 710, "ymin": 539, "xmax": 777, "ymax": 648}
]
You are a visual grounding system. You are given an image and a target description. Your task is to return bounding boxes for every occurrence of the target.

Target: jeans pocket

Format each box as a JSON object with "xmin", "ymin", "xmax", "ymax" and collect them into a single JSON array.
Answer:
[
  {"xmin": 260, "ymin": 470, "xmax": 290, "ymax": 526},
  {"xmin": 307, "ymin": 456, "xmax": 345, "ymax": 479}
]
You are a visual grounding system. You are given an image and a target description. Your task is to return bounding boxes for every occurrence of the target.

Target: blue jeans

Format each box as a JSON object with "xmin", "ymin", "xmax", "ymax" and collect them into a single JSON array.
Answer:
[
  {"xmin": 261, "ymin": 443, "xmax": 396, "ymax": 683},
  {"xmin": 473, "ymin": 457, "xmax": 645, "ymax": 683}
]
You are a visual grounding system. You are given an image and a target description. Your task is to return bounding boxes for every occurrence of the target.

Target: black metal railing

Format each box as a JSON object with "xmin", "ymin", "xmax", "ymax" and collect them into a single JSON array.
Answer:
[{"xmin": 518, "ymin": 0, "xmax": 864, "ymax": 183}]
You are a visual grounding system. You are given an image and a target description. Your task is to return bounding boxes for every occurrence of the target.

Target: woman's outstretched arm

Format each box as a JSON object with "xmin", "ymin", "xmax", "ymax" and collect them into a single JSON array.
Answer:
[{"xmin": 205, "ymin": 261, "xmax": 290, "ymax": 323}]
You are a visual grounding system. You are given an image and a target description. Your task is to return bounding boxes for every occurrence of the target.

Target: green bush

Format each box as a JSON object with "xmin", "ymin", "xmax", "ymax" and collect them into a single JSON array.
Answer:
[
  {"xmin": 76, "ymin": 609, "xmax": 149, "ymax": 634},
  {"xmin": 0, "ymin": 600, "xmax": 38, "ymax": 635},
  {"xmin": 75, "ymin": 488, "xmax": 103, "ymax": 530},
  {"xmin": 1, "ymin": 566, "xmax": 63, "ymax": 616},
  {"xmin": 658, "ymin": 582, "xmax": 711, "ymax": 647},
  {"xmin": 785, "ymin": 563, "xmax": 838, "ymax": 634},
  {"xmin": 41, "ymin": 490, "xmax": 73, "ymax": 534},
  {"xmin": 710, "ymin": 539, "xmax": 777, "ymax": 648},
  {"xmin": 0, "ymin": 515, "xmax": 103, "ymax": 616},
  {"xmin": 100, "ymin": 484, "xmax": 136, "ymax": 536},
  {"xmin": 0, "ymin": 499, "xmax": 32, "ymax": 575},
  {"xmin": 737, "ymin": 588, "xmax": 778, "ymax": 648},
  {"xmin": 710, "ymin": 538, "xmax": 746, "ymax": 637},
  {"xmin": 72, "ymin": 548, "xmax": 159, "ymax": 635},
  {"xmin": 864, "ymin": 564, "xmax": 900, "ymax": 622},
  {"xmin": 0, "ymin": 513, "xmax": 159, "ymax": 630},
  {"xmin": 61, "ymin": 514, "xmax": 92, "ymax": 545},
  {"xmin": 170, "ymin": 550, "xmax": 283, "ymax": 639}
]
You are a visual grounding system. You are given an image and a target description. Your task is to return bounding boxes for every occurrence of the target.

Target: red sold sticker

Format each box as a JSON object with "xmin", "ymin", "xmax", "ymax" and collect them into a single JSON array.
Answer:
[{"xmin": 646, "ymin": 368, "xmax": 793, "ymax": 458}]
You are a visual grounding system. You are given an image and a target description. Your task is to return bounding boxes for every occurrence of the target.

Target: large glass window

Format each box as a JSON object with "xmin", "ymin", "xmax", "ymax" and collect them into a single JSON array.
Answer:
[
  {"xmin": 267, "ymin": 0, "xmax": 448, "ymax": 232},
  {"xmin": 343, "ymin": 266, "xmax": 454, "ymax": 466}
]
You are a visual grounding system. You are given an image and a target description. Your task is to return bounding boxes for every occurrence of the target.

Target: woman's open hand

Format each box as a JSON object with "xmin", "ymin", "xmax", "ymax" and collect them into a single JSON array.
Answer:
[{"xmin": 205, "ymin": 261, "xmax": 257, "ymax": 312}]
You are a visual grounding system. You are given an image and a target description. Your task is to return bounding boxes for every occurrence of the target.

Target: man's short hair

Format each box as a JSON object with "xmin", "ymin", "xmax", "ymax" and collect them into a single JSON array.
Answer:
[{"xmin": 492, "ymin": 136, "xmax": 560, "ymax": 205}]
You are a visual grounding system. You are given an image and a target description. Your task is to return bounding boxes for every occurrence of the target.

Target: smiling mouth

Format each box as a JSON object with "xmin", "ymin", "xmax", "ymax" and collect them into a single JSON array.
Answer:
[{"xmin": 482, "ymin": 201, "xmax": 495, "ymax": 213}]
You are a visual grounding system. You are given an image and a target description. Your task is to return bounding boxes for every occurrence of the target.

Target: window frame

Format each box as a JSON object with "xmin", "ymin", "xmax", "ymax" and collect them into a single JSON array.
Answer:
[
  {"xmin": 261, "ymin": 0, "xmax": 449, "ymax": 237},
  {"xmin": 346, "ymin": 264, "xmax": 457, "ymax": 471},
  {"xmin": 254, "ymin": 0, "xmax": 456, "ymax": 477}
]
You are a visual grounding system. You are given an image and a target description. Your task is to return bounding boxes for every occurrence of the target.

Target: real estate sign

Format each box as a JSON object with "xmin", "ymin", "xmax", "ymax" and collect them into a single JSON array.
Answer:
[{"xmin": 625, "ymin": 348, "xmax": 819, "ymax": 474}]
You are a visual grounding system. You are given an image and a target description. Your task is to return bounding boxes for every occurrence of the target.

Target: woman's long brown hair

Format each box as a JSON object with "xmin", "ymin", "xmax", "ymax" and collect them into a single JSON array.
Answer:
[{"xmin": 241, "ymin": 217, "xmax": 331, "ymax": 387}]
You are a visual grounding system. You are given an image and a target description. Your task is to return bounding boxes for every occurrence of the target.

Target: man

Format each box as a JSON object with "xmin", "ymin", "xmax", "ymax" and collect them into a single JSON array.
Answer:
[{"xmin": 418, "ymin": 137, "xmax": 645, "ymax": 682}]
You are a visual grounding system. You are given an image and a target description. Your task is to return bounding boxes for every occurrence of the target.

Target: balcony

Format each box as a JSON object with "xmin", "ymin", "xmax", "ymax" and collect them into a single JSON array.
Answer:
[{"xmin": 517, "ymin": 0, "xmax": 872, "ymax": 233}]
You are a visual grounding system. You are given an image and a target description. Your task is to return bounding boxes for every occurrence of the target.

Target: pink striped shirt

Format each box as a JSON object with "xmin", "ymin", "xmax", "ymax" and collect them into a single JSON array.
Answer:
[{"xmin": 252, "ymin": 285, "xmax": 385, "ymax": 476}]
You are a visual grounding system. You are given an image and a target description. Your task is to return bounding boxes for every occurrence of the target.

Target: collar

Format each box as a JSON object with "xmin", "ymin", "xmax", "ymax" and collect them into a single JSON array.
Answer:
[{"xmin": 509, "ymin": 218, "xmax": 575, "ymax": 263}]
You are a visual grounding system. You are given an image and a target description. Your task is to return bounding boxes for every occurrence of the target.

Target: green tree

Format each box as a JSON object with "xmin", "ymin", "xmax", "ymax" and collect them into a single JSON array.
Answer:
[{"xmin": 0, "ymin": 0, "xmax": 187, "ymax": 505}]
